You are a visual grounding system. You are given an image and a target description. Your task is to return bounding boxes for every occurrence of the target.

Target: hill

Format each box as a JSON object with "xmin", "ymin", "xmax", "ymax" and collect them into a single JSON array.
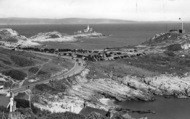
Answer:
[
  {"xmin": 0, "ymin": 47, "xmax": 74, "ymax": 87},
  {"xmin": 0, "ymin": 18, "xmax": 134, "ymax": 25}
]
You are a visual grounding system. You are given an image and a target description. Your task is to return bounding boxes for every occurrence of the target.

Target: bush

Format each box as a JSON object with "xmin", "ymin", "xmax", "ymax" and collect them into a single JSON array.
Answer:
[
  {"xmin": 35, "ymin": 84, "xmax": 56, "ymax": 92},
  {"xmin": 10, "ymin": 55, "xmax": 34, "ymax": 67},
  {"xmin": 49, "ymin": 34, "xmax": 60, "ymax": 38},
  {"xmin": 28, "ymin": 67, "xmax": 39, "ymax": 74},
  {"xmin": 31, "ymin": 104, "xmax": 50, "ymax": 117},
  {"xmin": 46, "ymin": 112, "xmax": 85, "ymax": 119},
  {"xmin": 14, "ymin": 99, "xmax": 29, "ymax": 108},
  {"xmin": 0, "ymin": 59, "xmax": 12, "ymax": 65},
  {"xmin": 2, "ymin": 70, "xmax": 27, "ymax": 81},
  {"xmin": 167, "ymin": 44, "xmax": 182, "ymax": 51},
  {"xmin": 86, "ymin": 112, "xmax": 108, "ymax": 119},
  {"xmin": 4, "ymin": 37, "xmax": 18, "ymax": 43},
  {"xmin": 164, "ymin": 51, "xmax": 175, "ymax": 57},
  {"xmin": 37, "ymin": 70, "xmax": 47, "ymax": 75},
  {"xmin": 0, "ymin": 106, "xmax": 9, "ymax": 113}
]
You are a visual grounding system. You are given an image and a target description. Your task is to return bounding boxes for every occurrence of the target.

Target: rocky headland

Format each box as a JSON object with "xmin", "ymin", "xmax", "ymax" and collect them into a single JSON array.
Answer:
[
  {"xmin": 0, "ymin": 28, "xmax": 104, "ymax": 48},
  {"xmin": 0, "ymin": 28, "xmax": 39, "ymax": 47},
  {"xmin": 31, "ymin": 31, "xmax": 190, "ymax": 119},
  {"xmin": 1, "ymin": 29, "xmax": 190, "ymax": 119}
]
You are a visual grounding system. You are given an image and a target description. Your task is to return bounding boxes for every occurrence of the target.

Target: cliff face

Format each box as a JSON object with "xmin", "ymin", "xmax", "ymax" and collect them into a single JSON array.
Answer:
[{"xmin": 69, "ymin": 69, "xmax": 190, "ymax": 103}]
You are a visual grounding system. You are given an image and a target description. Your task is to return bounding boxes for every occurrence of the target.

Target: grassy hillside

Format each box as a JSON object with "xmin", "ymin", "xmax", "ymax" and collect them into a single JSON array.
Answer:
[
  {"xmin": 87, "ymin": 50, "xmax": 190, "ymax": 79},
  {"xmin": 0, "ymin": 47, "xmax": 74, "ymax": 86}
]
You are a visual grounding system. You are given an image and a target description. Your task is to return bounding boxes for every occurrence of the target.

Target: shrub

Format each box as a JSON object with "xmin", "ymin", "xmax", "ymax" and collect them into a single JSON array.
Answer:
[
  {"xmin": 0, "ymin": 59, "xmax": 12, "ymax": 65},
  {"xmin": 164, "ymin": 51, "xmax": 175, "ymax": 57},
  {"xmin": 2, "ymin": 70, "xmax": 27, "ymax": 81},
  {"xmin": 14, "ymin": 99, "xmax": 29, "ymax": 108},
  {"xmin": 167, "ymin": 44, "xmax": 182, "ymax": 51},
  {"xmin": 28, "ymin": 67, "xmax": 39, "ymax": 74},
  {"xmin": 46, "ymin": 112, "xmax": 85, "ymax": 119},
  {"xmin": 37, "ymin": 70, "xmax": 47, "ymax": 75},
  {"xmin": 4, "ymin": 37, "xmax": 18, "ymax": 43},
  {"xmin": 49, "ymin": 34, "xmax": 60, "ymax": 38},
  {"xmin": 0, "ymin": 106, "xmax": 9, "ymax": 113},
  {"xmin": 35, "ymin": 84, "xmax": 56, "ymax": 92},
  {"xmin": 10, "ymin": 55, "xmax": 34, "ymax": 67}
]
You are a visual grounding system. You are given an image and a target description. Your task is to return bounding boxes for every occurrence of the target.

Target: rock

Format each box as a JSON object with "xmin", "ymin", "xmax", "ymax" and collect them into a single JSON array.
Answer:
[
  {"xmin": 86, "ymin": 112, "xmax": 108, "ymax": 119},
  {"xmin": 69, "ymin": 68, "xmax": 190, "ymax": 107},
  {"xmin": 0, "ymin": 28, "xmax": 40, "ymax": 47},
  {"xmin": 33, "ymin": 66, "xmax": 190, "ymax": 119}
]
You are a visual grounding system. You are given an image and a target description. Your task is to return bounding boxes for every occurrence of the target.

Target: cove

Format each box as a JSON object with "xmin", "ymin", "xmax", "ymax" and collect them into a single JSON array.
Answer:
[{"xmin": 117, "ymin": 96, "xmax": 190, "ymax": 119}]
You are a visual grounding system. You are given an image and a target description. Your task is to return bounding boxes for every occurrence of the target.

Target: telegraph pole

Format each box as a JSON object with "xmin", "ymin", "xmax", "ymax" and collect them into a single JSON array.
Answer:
[
  {"xmin": 179, "ymin": 18, "xmax": 183, "ymax": 30},
  {"xmin": 179, "ymin": 18, "xmax": 184, "ymax": 33}
]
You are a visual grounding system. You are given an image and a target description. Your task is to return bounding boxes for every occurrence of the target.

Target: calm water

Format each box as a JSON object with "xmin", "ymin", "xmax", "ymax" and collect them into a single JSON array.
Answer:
[
  {"xmin": 1, "ymin": 23, "xmax": 190, "ymax": 49},
  {"xmin": 118, "ymin": 96, "xmax": 190, "ymax": 119},
  {"xmin": 1, "ymin": 23, "xmax": 190, "ymax": 118}
]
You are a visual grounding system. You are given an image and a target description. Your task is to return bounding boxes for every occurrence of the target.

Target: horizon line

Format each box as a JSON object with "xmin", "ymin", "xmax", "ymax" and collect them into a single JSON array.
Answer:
[{"xmin": 0, "ymin": 17, "xmax": 189, "ymax": 22}]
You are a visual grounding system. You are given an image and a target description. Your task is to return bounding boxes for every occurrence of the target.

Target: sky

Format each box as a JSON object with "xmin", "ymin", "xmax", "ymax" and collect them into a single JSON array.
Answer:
[{"xmin": 0, "ymin": 0, "xmax": 189, "ymax": 21}]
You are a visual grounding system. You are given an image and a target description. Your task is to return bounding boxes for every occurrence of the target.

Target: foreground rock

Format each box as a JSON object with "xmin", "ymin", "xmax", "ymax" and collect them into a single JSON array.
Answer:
[{"xmin": 69, "ymin": 69, "xmax": 190, "ymax": 103}]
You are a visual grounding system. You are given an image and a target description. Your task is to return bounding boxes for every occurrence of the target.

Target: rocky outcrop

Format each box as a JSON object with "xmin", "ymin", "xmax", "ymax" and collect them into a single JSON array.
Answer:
[
  {"xmin": 68, "ymin": 68, "xmax": 190, "ymax": 105},
  {"xmin": 0, "ymin": 28, "xmax": 39, "ymax": 47},
  {"xmin": 73, "ymin": 32, "xmax": 103, "ymax": 39},
  {"xmin": 30, "ymin": 31, "xmax": 77, "ymax": 42},
  {"xmin": 0, "ymin": 28, "xmax": 19, "ymax": 38},
  {"xmin": 30, "ymin": 31, "xmax": 103, "ymax": 42}
]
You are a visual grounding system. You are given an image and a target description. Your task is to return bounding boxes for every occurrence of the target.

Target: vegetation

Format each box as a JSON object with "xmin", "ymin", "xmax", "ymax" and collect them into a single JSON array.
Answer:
[
  {"xmin": 167, "ymin": 44, "xmax": 182, "ymax": 51},
  {"xmin": 0, "ymin": 47, "xmax": 74, "ymax": 82},
  {"xmin": 0, "ymin": 106, "xmax": 9, "ymax": 119},
  {"xmin": 85, "ymin": 112, "xmax": 108, "ymax": 119},
  {"xmin": 34, "ymin": 84, "xmax": 57, "ymax": 94},
  {"xmin": 28, "ymin": 67, "xmax": 39, "ymax": 74},
  {"xmin": 2, "ymin": 69, "xmax": 27, "ymax": 81},
  {"xmin": 46, "ymin": 112, "xmax": 85, "ymax": 119},
  {"xmin": 49, "ymin": 34, "xmax": 60, "ymax": 38},
  {"xmin": 123, "ymin": 53, "xmax": 190, "ymax": 76},
  {"xmin": 33, "ymin": 80, "xmax": 67, "ymax": 95},
  {"xmin": 15, "ymin": 99, "xmax": 30, "ymax": 108},
  {"xmin": 87, "ymin": 60, "xmax": 157, "ymax": 79},
  {"xmin": 144, "ymin": 33, "xmax": 179, "ymax": 45},
  {"xmin": 0, "ymin": 106, "xmax": 9, "ymax": 113},
  {"xmin": 10, "ymin": 55, "xmax": 34, "ymax": 67},
  {"xmin": 4, "ymin": 37, "xmax": 18, "ymax": 43},
  {"xmin": 0, "ymin": 58, "xmax": 12, "ymax": 65}
]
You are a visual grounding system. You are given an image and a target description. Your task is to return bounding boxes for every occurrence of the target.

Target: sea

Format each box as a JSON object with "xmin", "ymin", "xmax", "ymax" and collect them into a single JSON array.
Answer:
[
  {"xmin": 1, "ymin": 22, "xmax": 190, "ymax": 49},
  {"xmin": 1, "ymin": 23, "xmax": 190, "ymax": 119}
]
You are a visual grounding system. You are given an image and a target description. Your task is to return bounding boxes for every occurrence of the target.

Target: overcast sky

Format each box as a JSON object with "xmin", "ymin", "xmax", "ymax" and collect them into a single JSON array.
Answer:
[{"xmin": 0, "ymin": 0, "xmax": 189, "ymax": 21}]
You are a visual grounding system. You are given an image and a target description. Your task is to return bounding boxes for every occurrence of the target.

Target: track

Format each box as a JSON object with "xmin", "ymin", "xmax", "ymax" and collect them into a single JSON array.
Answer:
[{"xmin": 1, "ymin": 51, "xmax": 86, "ymax": 94}]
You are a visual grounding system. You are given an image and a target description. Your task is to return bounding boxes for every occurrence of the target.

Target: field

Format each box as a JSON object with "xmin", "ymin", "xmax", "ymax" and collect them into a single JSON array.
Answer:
[
  {"xmin": 87, "ymin": 50, "xmax": 190, "ymax": 79},
  {"xmin": 86, "ymin": 59, "xmax": 158, "ymax": 79},
  {"xmin": 122, "ymin": 52, "xmax": 190, "ymax": 76},
  {"xmin": 0, "ymin": 47, "xmax": 74, "ymax": 87}
]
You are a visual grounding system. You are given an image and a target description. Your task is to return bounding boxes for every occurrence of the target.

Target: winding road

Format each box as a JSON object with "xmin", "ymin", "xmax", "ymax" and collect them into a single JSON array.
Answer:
[{"xmin": 0, "ymin": 51, "xmax": 86, "ymax": 94}]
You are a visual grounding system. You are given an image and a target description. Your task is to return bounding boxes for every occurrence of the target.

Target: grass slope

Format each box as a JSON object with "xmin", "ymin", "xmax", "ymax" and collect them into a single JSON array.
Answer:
[{"xmin": 0, "ymin": 47, "xmax": 74, "ymax": 84}]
